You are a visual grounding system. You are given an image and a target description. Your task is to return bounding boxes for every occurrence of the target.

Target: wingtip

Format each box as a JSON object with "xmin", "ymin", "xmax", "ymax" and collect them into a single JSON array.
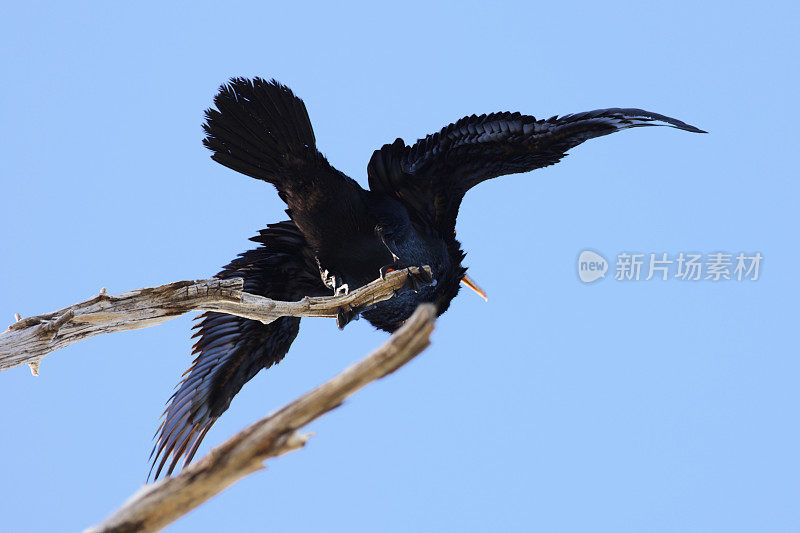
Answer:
[
  {"xmin": 614, "ymin": 109, "xmax": 707, "ymax": 135},
  {"xmin": 654, "ymin": 113, "xmax": 707, "ymax": 134},
  {"xmin": 679, "ymin": 123, "xmax": 708, "ymax": 134}
]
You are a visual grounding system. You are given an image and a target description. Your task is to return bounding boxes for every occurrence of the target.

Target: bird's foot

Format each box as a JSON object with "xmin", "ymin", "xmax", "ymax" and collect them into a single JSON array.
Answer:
[
  {"xmin": 319, "ymin": 264, "xmax": 350, "ymax": 296},
  {"xmin": 405, "ymin": 266, "xmax": 434, "ymax": 292},
  {"xmin": 336, "ymin": 305, "xmax": 360, "ymax": 329},
  {"xmin": 334, "ymin": 282, "xmax": 349, "ymax": 297},
  {"xmin": 379, "ymin": 263, "xmax": 434, "ymax": 292}
]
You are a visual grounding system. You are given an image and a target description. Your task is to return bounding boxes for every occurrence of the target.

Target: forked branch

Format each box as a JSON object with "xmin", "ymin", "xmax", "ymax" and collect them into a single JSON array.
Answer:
[{"xmin": 84, "ymin": 303, "xmax": 437, "ymax": 533}]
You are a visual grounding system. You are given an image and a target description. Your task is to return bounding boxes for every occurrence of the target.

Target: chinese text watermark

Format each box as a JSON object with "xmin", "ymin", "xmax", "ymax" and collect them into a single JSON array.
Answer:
[{"xmin": 578, "ymin": 251, "xmax": 762, "ymax": 283}]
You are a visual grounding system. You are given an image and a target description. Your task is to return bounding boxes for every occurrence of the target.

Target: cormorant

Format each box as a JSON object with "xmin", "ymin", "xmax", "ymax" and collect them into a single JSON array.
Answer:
[{"xmin": 150, "ymin": 77, "xmax": 704, "ymax": 478}]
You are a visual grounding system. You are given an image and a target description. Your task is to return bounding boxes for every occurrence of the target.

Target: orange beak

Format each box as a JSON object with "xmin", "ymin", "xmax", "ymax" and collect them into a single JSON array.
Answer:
[{"xmin": 460, "ymin": 274, "xmax": 488, "ymax": 301}]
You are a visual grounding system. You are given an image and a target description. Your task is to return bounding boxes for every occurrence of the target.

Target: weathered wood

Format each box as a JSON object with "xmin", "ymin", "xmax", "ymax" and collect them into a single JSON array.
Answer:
[
  {"xmin": 84, "ymin": 303, "xmax": 437, "ymax": 533},
  {"xmin": 0, "ymin": 267, "xmax": 431, "ymax": 374}
]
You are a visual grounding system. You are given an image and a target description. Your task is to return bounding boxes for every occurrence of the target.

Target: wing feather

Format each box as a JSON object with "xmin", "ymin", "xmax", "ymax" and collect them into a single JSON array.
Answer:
[
  {"xmin": 368, "ymin": 108, "xmax": 705, "ymax": 234},
  {"xmin": 149, "ymin": 221, "xmax": 326, "ymax": 479}
]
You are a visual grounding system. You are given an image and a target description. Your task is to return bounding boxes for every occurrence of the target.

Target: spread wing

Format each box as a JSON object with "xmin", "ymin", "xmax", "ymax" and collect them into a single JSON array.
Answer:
[
  {"xmin": 203, "ymin": 78, "xmax": 372, "ymax": 264},
  {"xmin": 367, "ymin": 109, "xmax": 705, "ymax": 235},
  {"xmin": 149, "ymin": 221, "xmax": 326, "ymax": 479}
]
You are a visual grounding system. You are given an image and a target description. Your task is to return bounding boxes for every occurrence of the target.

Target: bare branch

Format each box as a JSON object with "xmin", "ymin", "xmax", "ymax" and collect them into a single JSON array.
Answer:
[
  {"xmin": 0, "ymin": 267, "xmax": 431, "ymax": 374},
  {"xmin": 84, "ymin": 303, "xmax": 437, "ymax": 533}
]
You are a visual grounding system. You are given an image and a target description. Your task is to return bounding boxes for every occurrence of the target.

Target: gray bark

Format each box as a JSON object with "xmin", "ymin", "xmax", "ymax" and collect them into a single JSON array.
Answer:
[
  {"xmin": 0, "ymin": 266, "xmax": 431, "ymax": 375},
  {"xmin": 84, "ymin": 304, "xmax": 437, "ymax": 533}
]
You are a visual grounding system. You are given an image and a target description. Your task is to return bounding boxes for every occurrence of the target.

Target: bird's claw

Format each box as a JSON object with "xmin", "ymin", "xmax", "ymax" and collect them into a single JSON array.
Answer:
[
  {"xmin": 404, "ymin": 267, "xmax": 434, "ymax": 292},
  {"xmin": 336, "ymin": 305, "xmax": 359, "ymax": 329},
  {"xmin": 379, "ymin": 264, "xmax": 434, "ymax": 292},
  {"xmin": 319, "ymin": 262, "xmax": 350, "ymax": 296},
  {"xmin": 414, "ymin": 267, "xmax": 434, "ymax": 284},
  {"xmin": 334, "ymin": 283, "xmax": 349, "ymax": 297}
]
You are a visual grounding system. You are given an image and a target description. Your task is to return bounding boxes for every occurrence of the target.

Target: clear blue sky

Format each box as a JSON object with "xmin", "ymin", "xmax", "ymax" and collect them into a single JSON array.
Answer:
[{"xmin": 2, "ymin": 2, "xmax": 798, "ymax": 531}]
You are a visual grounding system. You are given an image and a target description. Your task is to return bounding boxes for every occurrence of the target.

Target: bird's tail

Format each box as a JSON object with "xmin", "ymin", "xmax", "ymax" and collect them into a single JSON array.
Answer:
[{"xmin": 202, "ymin": 77, "xmax": 319, "ymax": 187}]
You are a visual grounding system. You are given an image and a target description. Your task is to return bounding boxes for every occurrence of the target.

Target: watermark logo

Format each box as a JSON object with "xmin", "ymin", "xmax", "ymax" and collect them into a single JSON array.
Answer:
[
  {"xmin": 578, "ymin": 250, "xmax": 608, "ymax": 283},
  {"xmin": 578, "ymin": 250, "xmax": 763, "ymax": 282}
]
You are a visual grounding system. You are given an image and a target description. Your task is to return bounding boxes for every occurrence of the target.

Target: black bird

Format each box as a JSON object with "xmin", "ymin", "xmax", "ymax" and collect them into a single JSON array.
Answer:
[{"xmin": 150, "ymin": 77, "xmax": 705, "ymax": 478}]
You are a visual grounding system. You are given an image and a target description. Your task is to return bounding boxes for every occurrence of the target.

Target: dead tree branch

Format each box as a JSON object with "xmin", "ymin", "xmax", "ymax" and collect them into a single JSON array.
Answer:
[
  {"xmin": 0, "ymin": 266, "xmax": 431, "ymax": 374},
  {"xmin": 84, "ymin": 303, "xmax": 436, "ymax": 533}
]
